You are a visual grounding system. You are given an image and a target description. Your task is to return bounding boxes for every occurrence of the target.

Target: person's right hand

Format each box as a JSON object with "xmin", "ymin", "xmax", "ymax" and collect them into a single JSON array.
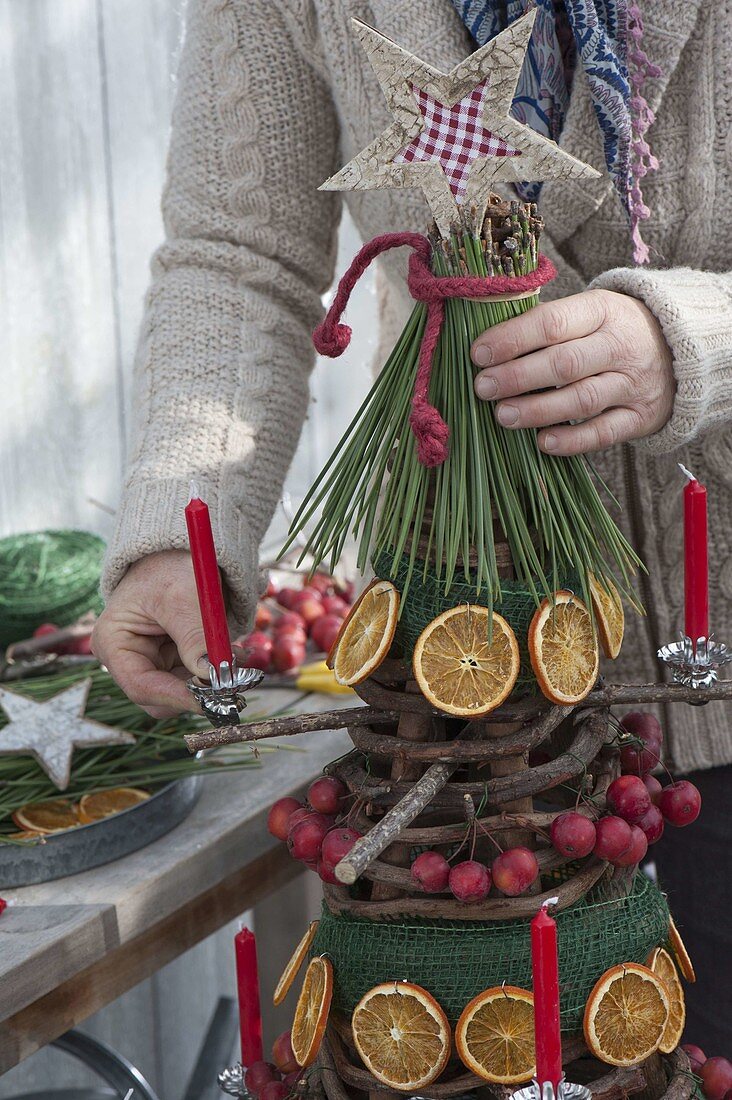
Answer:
[{"xmin": 91, "ymin": 550, "xmax": 213, "ymax": 718}]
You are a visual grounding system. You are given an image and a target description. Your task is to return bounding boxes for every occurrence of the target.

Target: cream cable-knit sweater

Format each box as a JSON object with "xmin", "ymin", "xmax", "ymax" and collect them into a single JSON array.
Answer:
[{"xmin": 102, "ymin": 0, "xmax": 732, "ymax": 773}]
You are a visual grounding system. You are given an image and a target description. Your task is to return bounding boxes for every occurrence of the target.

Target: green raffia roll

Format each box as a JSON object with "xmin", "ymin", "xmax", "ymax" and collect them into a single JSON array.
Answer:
[{"xmin": 0, "ymin": 530, "xmax": 105, "ymax": 648}]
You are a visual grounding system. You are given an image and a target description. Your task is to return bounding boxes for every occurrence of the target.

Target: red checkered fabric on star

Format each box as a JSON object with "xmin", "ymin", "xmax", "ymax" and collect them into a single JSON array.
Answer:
[{"xmin": 394, "ymin": 80, "xmax": 521, "ymax": 202}]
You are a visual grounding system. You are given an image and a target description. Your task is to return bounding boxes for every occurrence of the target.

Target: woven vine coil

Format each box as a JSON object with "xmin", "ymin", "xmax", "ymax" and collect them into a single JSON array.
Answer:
[
  {"xmin": 311, "ymin": 872, "xmax": 669, "ymax": 1032},
  {"xmin": 0, "ymin": 530, "xmax": 105, "ymax": 648},
  {"xmin": 373, "ymin": 548, "xmax": 578, "ymax": 692}
]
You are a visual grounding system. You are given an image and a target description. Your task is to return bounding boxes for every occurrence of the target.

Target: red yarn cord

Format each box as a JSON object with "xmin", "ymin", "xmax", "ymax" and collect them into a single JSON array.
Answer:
[{"xmin": 313, "ymin": 232, "xmax": 556, "ymax": 467}]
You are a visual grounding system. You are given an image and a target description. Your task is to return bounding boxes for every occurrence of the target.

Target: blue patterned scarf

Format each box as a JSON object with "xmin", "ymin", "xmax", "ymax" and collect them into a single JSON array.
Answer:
[{"xmin": 451, "ymin": 0, "xmax": 660, "ymax": 262}]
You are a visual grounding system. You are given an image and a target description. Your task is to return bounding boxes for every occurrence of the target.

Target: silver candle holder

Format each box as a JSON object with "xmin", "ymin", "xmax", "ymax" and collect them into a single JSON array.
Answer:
[
  {"xmin": 217, "ymin": 1061, "xmax": 250, "ymax": 1096},
  {"xmin": 513, "ymin": 1077, "xmax": 592, "ymax": 1100},
  {"xmin": 187, "ymin": 659, "xmax": 264, "ymax": 727},
  {"xmin": 658, "ymin": 634, "xmax": 732, "ymax": 693}
]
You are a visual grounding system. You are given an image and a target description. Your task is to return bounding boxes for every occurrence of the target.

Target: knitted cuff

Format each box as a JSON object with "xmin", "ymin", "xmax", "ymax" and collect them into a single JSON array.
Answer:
[
  {"xmin": 101, "ymin": 477, "xmax": 262, "ymax": 631},
  {"xmin": 589, "ymin": 266, "xmax": 732, "ymax": 454}
]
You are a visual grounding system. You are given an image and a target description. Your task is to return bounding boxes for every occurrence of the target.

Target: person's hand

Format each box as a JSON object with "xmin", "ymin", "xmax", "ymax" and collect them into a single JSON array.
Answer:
[
  {"xmin": 92, "ymin": 550, "xmax": 227, "ymax": 718},
  {"xmin": 471, "ymin": 289, "xmax": 675, "ymax": 455}
]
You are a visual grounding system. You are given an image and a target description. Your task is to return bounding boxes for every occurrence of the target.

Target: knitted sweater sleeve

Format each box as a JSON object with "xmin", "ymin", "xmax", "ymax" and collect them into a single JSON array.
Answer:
[
  {"xmin": 100, "ymin": 0, "xmax": 341, "ymax": 627},
  {"xmin": 589, "ymin": 266, "xmax": 732, "ymax": 454}
]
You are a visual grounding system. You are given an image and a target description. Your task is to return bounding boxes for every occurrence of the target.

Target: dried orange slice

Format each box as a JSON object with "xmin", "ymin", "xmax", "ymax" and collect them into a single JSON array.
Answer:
[
  {"xmin": 455, "ymin": 986, "xmax": 535, "ymax": 1085},
  {"xmin": 291, "ymin": 956, "xmax": 333, "ymax": 1067},
  {"xmin": 590, "ymin": 575, "xmax": 625, "ymax": 660},
  {"xmin": 329, "ymin": 580, "xmax": 399, "ymax": 685},
  {"xmin": 668, "ymin": 915, "xmax": 696, "ymax": 983},
  {"xmin": 529, "ymin": 591, "xmax": 599, "ymax": 704},
  {"xmin": 352, "ymin": 981, "xmax": 451, "ymax": 1092},
  {"xmin": 412, "ymin": 605, "xmax": 519, "ymax": 718},
  {"xmin": 647, "ymin": 947, "xmax": 686, "ymax": 1053},
  {"xmin": 273, "ymin": 921, "xmax": 319, "ymax": 1006},
  {"xmin": 78, "ymin": 787, "xmax": 150, "ymax": 824},
  {"xmin": 12, "ymin": 799, "xmax": 80, "ymax": 834},
  {"xmin": 583, "ymin": 963, "xmax": 669, "ymax": 1067}
]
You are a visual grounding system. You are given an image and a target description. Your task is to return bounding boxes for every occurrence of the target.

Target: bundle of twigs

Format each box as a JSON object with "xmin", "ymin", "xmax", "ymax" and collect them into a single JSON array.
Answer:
[{"xmin": 283, "ymin": 199, "xmax": 641, "ymax": 615}]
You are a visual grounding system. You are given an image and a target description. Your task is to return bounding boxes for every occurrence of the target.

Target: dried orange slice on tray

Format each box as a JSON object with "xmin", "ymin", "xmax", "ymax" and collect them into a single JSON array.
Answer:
[
  {"xmin": 291, "ymin": 956, "xmax": 333, "ymax": 1067},
  {"xmin": 647, "ymin": 947, "xmax": 686, "ymax": 1053},
  {"xmin": 12, "ymin": 799, "xmax": 80, "ymax": 834},
  {"xmin": 583, "ymin": 963, "xmax": 669, "ymax": 1066},
  {"xmin": 352, "ymin": 981, "xmax": 451, "ymax": 1092},
  {"xmin": 273, "ymin": 921, "xmax": 319, "ymax": 1006},
  {"xmin": 328, "ymin": 579, "xmax": 399, "ymax": 685},
  {"xmin": 590, "ymin": 575, "xmax": 625, "ymax": 660},
  {"xmin": 413, "ymin": 605, "xmax": 520, "ymax": 718},
  {"xmin": 668, "ymin": 916, "xmax": 696, "ymax": 983},
  {"xmin": 78, "ymin": 787, "xmax": 150, "ymax": 824},
  {"xmin": 529, "ymin": 590, "xmax": 599, "ymax": 704},
  {"xmin": 455, "ymin": 985, "xmax": 535, "ymax": 1085}
]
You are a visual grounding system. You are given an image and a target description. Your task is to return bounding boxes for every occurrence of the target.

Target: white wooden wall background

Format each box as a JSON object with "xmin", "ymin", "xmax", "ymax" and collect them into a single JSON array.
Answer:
[{"xmin": 0, "ymin": 0, "xmax": 376, "ymax": 1093}]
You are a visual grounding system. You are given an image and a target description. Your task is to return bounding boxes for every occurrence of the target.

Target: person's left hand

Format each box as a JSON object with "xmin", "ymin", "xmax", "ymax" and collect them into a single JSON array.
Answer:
[{"xmin": 471, "ymin": 289, "xmax": 675, "ymax": 455}]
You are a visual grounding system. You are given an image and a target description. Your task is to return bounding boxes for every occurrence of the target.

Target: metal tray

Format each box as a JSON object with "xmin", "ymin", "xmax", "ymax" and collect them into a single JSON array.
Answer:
[{"xmin": 0, "ymin": 772, "xmax": 203, "ymax": 888}]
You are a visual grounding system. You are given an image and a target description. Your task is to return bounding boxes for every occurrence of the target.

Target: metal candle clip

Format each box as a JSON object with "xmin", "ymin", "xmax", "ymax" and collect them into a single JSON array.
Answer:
[
  {"xmin": 187, "ymin": 659, "xmax": 264, "ymax": 727},
  {"xmin": 658, "ymin": 634, "xmax": 732, "ymax": 694},
  {"xmin": 217, "ymin": 1061, "xmax": 249, "ymax": 1096},
  {"xmin": 512, "ymin": 1077, "xmax": 592, "ymax": 1100}
]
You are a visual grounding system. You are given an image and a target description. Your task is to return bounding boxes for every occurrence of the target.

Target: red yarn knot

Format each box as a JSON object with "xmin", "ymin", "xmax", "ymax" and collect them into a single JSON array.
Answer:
[{"xmin": 313, "ymin": 232, "xmax": 556, "ymax": 467}]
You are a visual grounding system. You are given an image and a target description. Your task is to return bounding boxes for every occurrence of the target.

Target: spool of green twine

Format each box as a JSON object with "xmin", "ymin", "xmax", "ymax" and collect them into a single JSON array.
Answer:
[{"xmin": 0, "ymin": 530, "xmax": 105, "ymax": 648}]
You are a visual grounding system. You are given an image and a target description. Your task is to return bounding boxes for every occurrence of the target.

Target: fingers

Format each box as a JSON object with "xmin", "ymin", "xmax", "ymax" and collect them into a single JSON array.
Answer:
[
  {"xmin": 474, "ymin": 331, "xmax": 617, "ymax": 402},
  {"xmin": 471, "ymin": 290, "xmax": 609, "ymax": 368},
  {"xmin": 492, "ymin": 372, "xmax": 631, "ymax": 432},
  {"xmin": 92, "ymin": 624, "xmax": 199, "ymax": 715},
  {"xmin": 538, "ymin": 407, "xmax": 647, "ymax": 456}
]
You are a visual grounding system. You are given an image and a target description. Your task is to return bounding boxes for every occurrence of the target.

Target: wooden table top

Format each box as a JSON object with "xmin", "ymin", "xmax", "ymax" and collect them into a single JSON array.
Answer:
[{"xmin": 0, "ymin": 687, "xmax": 354, "ymax": 1074}]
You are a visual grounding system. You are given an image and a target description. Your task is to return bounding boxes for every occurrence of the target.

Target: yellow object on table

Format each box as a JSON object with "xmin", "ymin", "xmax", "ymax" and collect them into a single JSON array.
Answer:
[{"xmin": 261, "ymin": 661, "xmax": 354, "ymax": 696}]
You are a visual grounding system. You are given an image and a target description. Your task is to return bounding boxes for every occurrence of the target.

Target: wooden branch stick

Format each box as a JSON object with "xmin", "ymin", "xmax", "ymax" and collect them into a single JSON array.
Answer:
[
  {"xmin": 587, "ymin": 680, "xmax": 732, "ymax": 705},
  {"xmin": 335, "ymin": 761, "xmax": 455, "ymax": 885},
  {"xmin": 184, "ymin": 706, "xmax": 398, "ymax": 752}
]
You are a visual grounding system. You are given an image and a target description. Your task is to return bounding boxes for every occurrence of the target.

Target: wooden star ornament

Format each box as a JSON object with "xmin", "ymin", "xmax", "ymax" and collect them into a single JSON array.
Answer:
[
  {"xmin": 0, "ymin": 679, "xmax": 136, "ymax": 791},
  {"xmin": 322, "ymin": 9, "xmax": 601, "ymax": 237}
]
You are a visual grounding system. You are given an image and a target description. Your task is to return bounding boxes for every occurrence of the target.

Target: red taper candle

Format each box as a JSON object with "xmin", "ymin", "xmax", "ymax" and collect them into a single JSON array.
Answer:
[
  {"xmin": 531, "ymin": 898, "xmax": 563, "ymax": 1092},
  {"xmin": 680, "ymin": 464, "xmax": 709, "ymax": 646},
  {"xmin": 235, "ymin": 926, "xmax": 263, "ymax": 1067},
  {"xmin": 184, "ymin": 482, "xmax": 233, "ymax": 674}
]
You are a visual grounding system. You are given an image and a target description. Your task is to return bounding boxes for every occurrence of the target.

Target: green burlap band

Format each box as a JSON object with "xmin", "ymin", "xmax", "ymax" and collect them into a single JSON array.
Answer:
[
  {"xmin": 373, "ymin": 548, "xmax": 579, "ymax": 693},
  {"xmin": 311, "ymin": 873, "xmax": 669, "ymax": 1032}
]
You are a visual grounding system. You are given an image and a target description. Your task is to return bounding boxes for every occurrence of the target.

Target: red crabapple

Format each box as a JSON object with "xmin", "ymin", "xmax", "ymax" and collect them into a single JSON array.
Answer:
[
  {"xmin": 260, "ymin": 1083, "xmax": 288, "ymax": 1100},
  {"xmin": 636, "ymin": 804, "xmax": 665, "ymax": 845},
  {"xmin": 606, "ymin": 775, "xmax": 652, "ymax": 824},
  {"xmin": 267, "ymin": 797, "xmax": 302, "ymax": 842},
  {"xmin": 449, "ymin": 860, "xmax": 491, "ymax": 902},
  {"xmin": 659, "ymin": 780, "xmax": 702, "ymax": 827},
  {"xmin": 320, "ymin": 827, "xmax": 362, "ymax": 869},
  {"xmin": 594, "ymin": 816, "xmax": 633, "ymax": 862},
  {"xmin": 272, "ymin": 1031, "xmax": 298, "ymax": 1074},
  {"xmin": 307, "ymin": 776, "xmax": 347, "ymax": 815},
  {"xmin": 245, "ymin": 1063, "xmax": 279, "ymax": 1097},
  {"xmin": 310, "ymin": 614, "xmax": 343, "ymax": 653},
  {"xmin": 275, "ymin": 611, "xmax": 307, "ymax": 634},
  {"xmin": 321, "ymin": 595, "xmax": 349, "ymax": 617},
  {"xmin": 643, "ymin": 774, "xmax": 664, "ymax": 804},
  {"xmin": 682, "ymin": 1045, "xmax": 707, "ymax": 1074},
  {"xmin": 287, "ymin": 816, "xmax": 330, "ymax": 862},
  {"xmin": 272, "ymin": 635, "xmax": 305, "ymax": 672},
  {"xmin": 701, "ymin": 1058, "xmax": 732, "ymax": 1100},
  {"xmin": 620, "ymin": 711, "xmax": 662, "ymax": 742},
  {"xmin": 411, "ymin": 851, "xmax": 451, "ymax": 893},
  {"xmin": 550, "ymin": 812, "xmax": 597, "ymax": 858},
  {"xmin": 491, "ymin": 847, "xmax": 540, "ymax": 896},
  {"xmin": 612, "ymin": 824, "xmax": 648, "ymax": 867}
]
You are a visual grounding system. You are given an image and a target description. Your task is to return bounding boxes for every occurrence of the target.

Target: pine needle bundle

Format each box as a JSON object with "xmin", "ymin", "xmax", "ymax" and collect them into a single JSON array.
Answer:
[{"xmin": 283, "ymin": 199, "xmax": 641, "ymax": 619}]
